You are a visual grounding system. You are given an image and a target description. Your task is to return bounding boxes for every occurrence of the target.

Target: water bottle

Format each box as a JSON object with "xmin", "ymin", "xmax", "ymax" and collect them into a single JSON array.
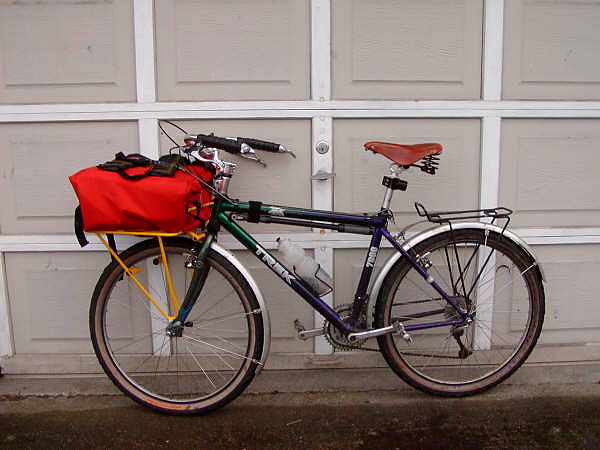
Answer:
[{"xmin": 277, "ymin": 238, "xmax": 333, "ymax": 297}]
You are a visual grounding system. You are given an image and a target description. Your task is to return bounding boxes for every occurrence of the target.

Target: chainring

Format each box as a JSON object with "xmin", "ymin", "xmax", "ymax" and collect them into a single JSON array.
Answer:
[{"xmin": 323, "ymin": 304, "xmax": 365, "ymax": 351}]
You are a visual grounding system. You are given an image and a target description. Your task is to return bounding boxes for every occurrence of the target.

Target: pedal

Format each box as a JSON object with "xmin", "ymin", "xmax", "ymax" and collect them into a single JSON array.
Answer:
[
  {"xmin": 294, "ymin": 319, "xmax": 325, "ymax": 340},
  {"xmin": 393, "ymin": 321, "xmax": 413, "ymax": 344}
]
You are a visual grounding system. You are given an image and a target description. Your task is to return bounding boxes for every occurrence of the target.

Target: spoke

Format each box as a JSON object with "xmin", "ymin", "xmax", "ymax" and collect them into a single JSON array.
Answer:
[
  {"xmin": 474, "ymin": 263, "xmax": 533, "ymax": 302},
  {"xmin": 468, "ymin": 340, "xmax": 483, "ymax": 366},
  {"xmin": 472, "ymin": 303, "xmax": 528, "ymax": 317},
  {"xmin": 474, "ymin": 322, "xmax": 514, "ymax": 365},
  {"xmin": 181, "ymin": 335, "xmax": 261, "ymax": 366},
  {"xmin": 185, "ymin": 329, "xmax": 248, "ymax": 353},
  {"xmin": 114, "ymin": 292, "xmax": 167, "ymax": 325},
  {"xmin": 186, "ymin": 345, "xmax": 216, "ymax": 389},
  {"xmin": 160, "ymin": 256, "xmax": 169, "ymax": 310},
  {"xmin": 466, "ymin": 248, "xmax": 496, "ymax": 300},
  {"xmin": 431, "ymin": 263, "xmax": 454, "ymax": 294},
  {"xmin": 203, "ymin": 345, "xmax": 234, "ymax": 381},
  {"xmin": 443, "ymin": 245, "xmax": 456, "ymax": 294},
  {"xmin": 175, "ymin": 337, "xmax": 181, "ymax": 397},
  {"xmin": 189, "ymin": 288, "xmax": 236, "ymax": 322},
  {"xmin": 167, "ymin": 338, "xmax": 174, "ymax": 381},
  {"xmin": 451, "ymin": 236, "xmax": 468, "ymax": 300},
  {"xmin": 155, "ymin": 335, "xmax": 168, "ymax": 374},
  {"xmin": 109, "ymin": 330, "xmax": 164, "ymax": 354},
  {"xmin": 189, "ymin": 326, "xmax": 250, "ymax": 334},
  {"xmin": 402, "ymin": 274, "xmax": 437, "ymax": 303},
  {"xmin": 454, "ymin": 244, "xmax": 481, "ymax": 294},
  {"xmin": 416, "ymin": 334, "xmax": 453, "ymax": 371},
  {"xmin": 210, "ymin": 349, "xmax": 235, "ymax": 372},
  {"xmin": 196, "ymin": 310, "xmax": 258, "ymax": 327},
  {"xmin": 492, "ymin": 264, "xmax": 535, "ymax": 299},
  {"xmin": 125, "ymin": 334, "xmax": 167, "ymax": 374},
  {"xmin": 475, "ymin": 321, "xmax": 515, "ymax": 349}
]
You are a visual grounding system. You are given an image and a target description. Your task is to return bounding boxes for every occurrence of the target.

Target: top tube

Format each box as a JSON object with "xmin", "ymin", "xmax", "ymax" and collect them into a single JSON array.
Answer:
[{"xmin": 218, "ymin": 200, "xmax": 387, "ymax": 228}]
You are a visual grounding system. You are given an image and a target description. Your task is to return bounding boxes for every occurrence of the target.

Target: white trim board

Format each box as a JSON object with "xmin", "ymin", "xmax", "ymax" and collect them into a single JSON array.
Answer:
[
  {"xmin": 2, "ymin": 101, "xmax": 600, "ymax": 122},
  {"xmin": 482, "ymin": 0, "xmax": 504, "ymax": 101},
  {"xmin": 133, "ymin": 0, "xmax": 156, "ymax": 104},
  {"xmin": 2, "ymin": 229, "xmax": 600, "ymax": 253},
  {"xmin": 311, "ymin": 0, "xmax": 331, "ymax": 102}
]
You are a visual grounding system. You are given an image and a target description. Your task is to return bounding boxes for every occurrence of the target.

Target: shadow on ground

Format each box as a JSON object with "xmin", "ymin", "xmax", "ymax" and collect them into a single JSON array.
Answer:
[{"xmin": 1, "ymin": 385, "xmax": 600, "ymax": 449}]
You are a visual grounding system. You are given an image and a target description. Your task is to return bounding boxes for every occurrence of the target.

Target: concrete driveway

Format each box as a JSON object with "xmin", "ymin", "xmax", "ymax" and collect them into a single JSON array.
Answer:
[{"xmin": 2, "ymin": 383, "xmax": 600, "ymax": 449}]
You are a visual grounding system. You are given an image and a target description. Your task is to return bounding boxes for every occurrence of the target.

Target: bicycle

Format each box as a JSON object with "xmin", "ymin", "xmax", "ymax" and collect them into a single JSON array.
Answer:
[{"xmin": 80, "ymin": 126, "xmax": 545, "ymax": 415}]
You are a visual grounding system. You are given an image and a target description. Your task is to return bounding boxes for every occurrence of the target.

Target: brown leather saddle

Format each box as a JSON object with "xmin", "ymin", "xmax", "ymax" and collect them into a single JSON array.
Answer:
[{"xmin": 364, "ymin": 141, "xmax": 442, "ymax": 166}]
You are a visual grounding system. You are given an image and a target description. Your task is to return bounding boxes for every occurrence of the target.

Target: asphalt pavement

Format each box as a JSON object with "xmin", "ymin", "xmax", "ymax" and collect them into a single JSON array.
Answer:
[{"xmin": 2, "ymin": 383, "xmax": 600, "ymax": 449}]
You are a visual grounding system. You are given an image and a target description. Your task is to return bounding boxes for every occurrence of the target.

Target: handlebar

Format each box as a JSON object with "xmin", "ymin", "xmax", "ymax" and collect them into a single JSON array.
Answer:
[
  {"xmin": 236, "ymin": 137, "xmax": 283, "ymax": 153},
  {"xmin": 184, "ymin": 133, "xmax": 294, "ymax": 157},
  {"xmin": 194, "ymin": 134, "xmax": 243, "ymax": 154}
]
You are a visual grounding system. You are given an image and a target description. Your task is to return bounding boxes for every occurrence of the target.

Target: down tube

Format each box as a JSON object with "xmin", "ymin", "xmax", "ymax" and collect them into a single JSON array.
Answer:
[{"xmin": 217, "ymin": 213, "xmax": 351, "ymax": 332}]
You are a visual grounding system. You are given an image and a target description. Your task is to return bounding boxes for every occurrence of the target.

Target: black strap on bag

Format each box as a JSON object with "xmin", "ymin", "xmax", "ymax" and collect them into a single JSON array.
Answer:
[
  {"xmin": 97, "ymin": 152, "xmax": 152, "ymax": 171},
  {"xmin": 106, "ymin": 233, "xmax": 118, "ymax": 262},
  {"xmin": 74, "ymin": 205, "xmax": 89, "ymax": 247},
  {"xmin": 98, "ymin": 152, "xmax": 182, "ymax": 180},
  {"xmin": 74, "ymin": 205, "xmax": 117, "ymax": 261},
  {"xmin": 148, "ymin": 154, "xmax": 181, "ymax": 177},
  {"xmin": 98, "ymin": 152, "xmax": 153, "ymax": 181}
]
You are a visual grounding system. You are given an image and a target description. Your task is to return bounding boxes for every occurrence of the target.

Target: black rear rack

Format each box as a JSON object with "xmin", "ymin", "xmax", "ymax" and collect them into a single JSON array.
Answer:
[{"xmin": 415, "ymin": 202, "xmax": 513, "ymax": 225}]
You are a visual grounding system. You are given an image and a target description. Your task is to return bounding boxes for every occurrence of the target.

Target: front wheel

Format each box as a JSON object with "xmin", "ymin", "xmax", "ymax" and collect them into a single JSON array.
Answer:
[
  {"xmin": 374, "ymin": 228, "xmax": 544, "ymax": 396},
  {"xmin": 90, "ymin": 237, "xmax": 265, "ymax": 414}
]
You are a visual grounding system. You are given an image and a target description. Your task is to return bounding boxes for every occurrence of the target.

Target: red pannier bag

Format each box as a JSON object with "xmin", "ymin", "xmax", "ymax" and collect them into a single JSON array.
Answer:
[{"xmin": 69, "ymin": 155, "xmax": 213, "ymax": 234}]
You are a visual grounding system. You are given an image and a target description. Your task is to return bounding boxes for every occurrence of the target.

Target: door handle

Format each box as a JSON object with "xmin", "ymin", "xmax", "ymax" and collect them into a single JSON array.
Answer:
[{"xmin": 311, "ymin": 170, "xmax": 335, "ymax": 181}]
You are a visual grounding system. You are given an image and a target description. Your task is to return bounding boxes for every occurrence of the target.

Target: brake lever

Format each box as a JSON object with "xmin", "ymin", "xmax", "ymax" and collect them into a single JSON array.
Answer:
[
  {"xmin": 189, "ymin": 147, "xmax": 228, "ymax": 173},
  {"xmin": 280, "ymin": 145, "xmax": 296, "ymax": 159},
  {"xmin": 240, "ymin": 144, "xmax": 267, "ymax": 168}
]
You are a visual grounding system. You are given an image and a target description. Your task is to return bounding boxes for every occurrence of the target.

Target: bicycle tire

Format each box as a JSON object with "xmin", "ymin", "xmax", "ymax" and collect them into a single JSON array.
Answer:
[
  {"xmin": 374, "ymin": 228, "xmax": 544, "ymax": 396},
  {"xmin": 90, "ymin": 237, "xmax": 264, "ymax": 414}
]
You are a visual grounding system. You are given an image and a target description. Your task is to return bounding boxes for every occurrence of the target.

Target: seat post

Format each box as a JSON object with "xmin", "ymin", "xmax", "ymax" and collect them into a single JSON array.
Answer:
[{"xmin": 380, "ymin": 164, "xmax": 406, "ymax": 210}]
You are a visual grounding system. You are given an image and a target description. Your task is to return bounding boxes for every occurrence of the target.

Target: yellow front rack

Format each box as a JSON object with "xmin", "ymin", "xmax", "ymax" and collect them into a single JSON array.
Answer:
[{"xmin": 95, "ymin": 230, "xmax": 206, "ymax": 321}]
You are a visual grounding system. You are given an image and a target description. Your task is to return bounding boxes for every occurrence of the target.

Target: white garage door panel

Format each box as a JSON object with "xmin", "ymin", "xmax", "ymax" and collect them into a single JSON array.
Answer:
[
  {"xmin": 0, "ymin": 121, "xmax": 139, "ymax": 235},
  {"xmin": 332, "ymin": 0, "xmax": 483, "ymax": 100},
  {"xmin": 503, "ymin": 0, "xmax": 600, "ymax": 100},
  {"xmin": 5, "ymin": 251, "xmax": 110, "ymax": 354},
  {"xmin": 500, "ymin": 119, "xmax": 600, "ymax": 228},
  {"xmin": 0, "ymin": 0, "xmax": 136, "ymax": 104},
  {"xmin": 534, "ymin": 244, "xmax": 600, "ymax": 345},
  {"xmin": 155, "ymin": 0, "xmax": 310, "ymax": 101}
]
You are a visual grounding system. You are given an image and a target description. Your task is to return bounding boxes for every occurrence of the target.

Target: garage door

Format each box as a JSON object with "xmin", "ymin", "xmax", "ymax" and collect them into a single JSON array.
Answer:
[{"xmin": 1, "ymin": 0, "xmax": 600, "ymax": 375}]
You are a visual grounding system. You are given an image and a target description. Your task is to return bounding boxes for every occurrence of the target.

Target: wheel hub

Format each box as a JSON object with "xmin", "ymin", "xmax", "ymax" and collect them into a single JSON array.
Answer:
[{"xmin": 166, "ymin": 320, "xmax": 193, "ymax": 337}]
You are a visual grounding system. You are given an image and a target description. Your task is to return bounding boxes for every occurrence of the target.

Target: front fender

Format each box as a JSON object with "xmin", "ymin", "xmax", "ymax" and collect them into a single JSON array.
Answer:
[
  {"xmin": 210, "ymin": 242, "xmax": 271, "ymax": 374},
  {"xmin": 366, "ymin": 222, "xmax": 545, "ymax": 327}
]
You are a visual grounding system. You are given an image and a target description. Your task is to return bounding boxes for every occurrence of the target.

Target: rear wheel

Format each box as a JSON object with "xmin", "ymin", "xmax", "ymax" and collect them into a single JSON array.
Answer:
[
  {"xmin": 374, "ymin": 228, "xmax": 544, "ymax": 396},
  {"xmin": 90, "ymin": 237, "xmax": 264, "ymax": 414}
]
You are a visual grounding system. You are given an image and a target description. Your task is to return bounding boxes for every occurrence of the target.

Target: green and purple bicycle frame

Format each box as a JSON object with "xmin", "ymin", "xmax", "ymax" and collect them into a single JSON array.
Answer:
[{"xmin": 172, "ymin": 197, "xmax": 469, "ymax": 337}]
